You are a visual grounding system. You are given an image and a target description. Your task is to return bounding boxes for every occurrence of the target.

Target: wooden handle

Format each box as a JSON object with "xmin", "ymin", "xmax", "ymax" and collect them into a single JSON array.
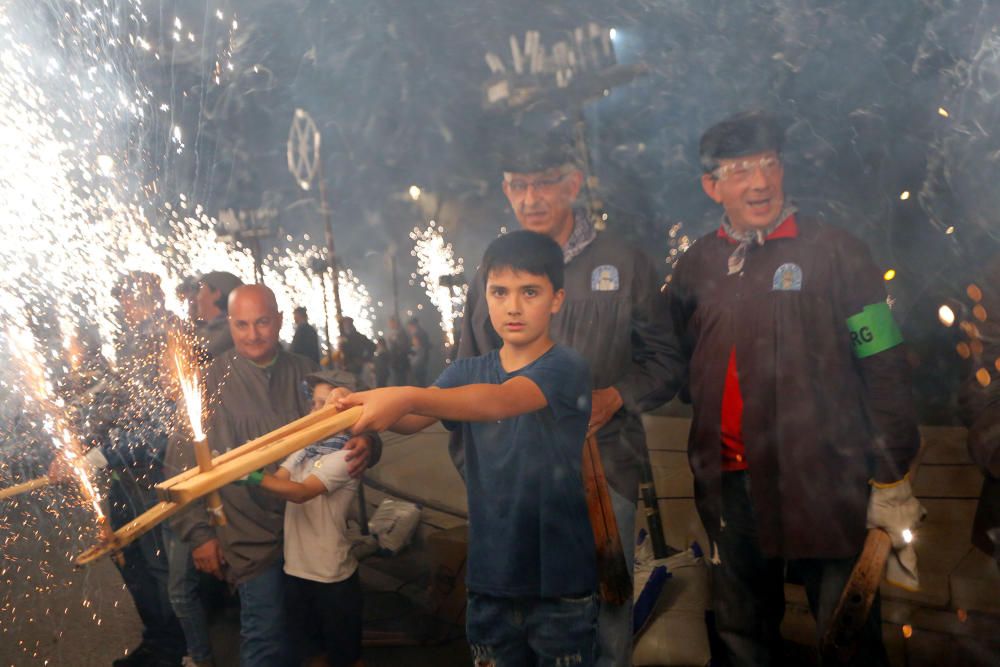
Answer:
[
  {"xmin": 162, "ymin": 407, "xmax": 362, "ymax": 505},
  {"xmin": 821, "ymin": 528, "xmax": 892, "ymax": 663},
  {"xmin": 79, "ymin": 406, "xmax": 362, "ymax": 566},
  {"xmin": 0, "ymin": 476, "xmax": 51, "ymax": 500},
  {"xmin": 158, "ymin": 403, "xmax": 346, "ymax": 494},
  {"xmin": 193, "ymin": 439, "xmax": 227, "ymax": 527},
  {"xmin": 582, "ymin": 434, "xmax": 632, "ymax": 605},
  {"xmin": 76, "ymin": 501, "xmax": 184, "ymax": 565}
]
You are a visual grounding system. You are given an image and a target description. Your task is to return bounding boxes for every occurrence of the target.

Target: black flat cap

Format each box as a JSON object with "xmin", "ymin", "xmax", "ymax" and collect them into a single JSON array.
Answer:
[{"xmin": 699, "ymin": 111, "xmax": 785, "ymax": 173}]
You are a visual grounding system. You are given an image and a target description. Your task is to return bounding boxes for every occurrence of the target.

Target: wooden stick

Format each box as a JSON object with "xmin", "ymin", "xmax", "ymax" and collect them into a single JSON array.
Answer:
[
  {"xmin": 582, "ymin": 433, "xmax": 632, "ymax": 605},
  {"xmin": 75, "ymin": 406, "xmax": 362, "ymax": 565},
  {"xmin": 157, "ymin": 403, "xmax": 344, "ymax": 495},
  {"xmin": 193, "ymin": 438, "xmax": 226, "ymax": 526},
  {"xmin": 0, "ymin": 475, "xmax": 51, "ymax": 500},
  {"xmin": 76, "ymin": 501, "xmax": 185, "ymax": 565},
  {"xmin": 163, "ymin": 407, "xmax": 362, "ymax": 504},
  {"xmin": 820, "ymin": 528, "xmax": 892, "ymax": 663}
]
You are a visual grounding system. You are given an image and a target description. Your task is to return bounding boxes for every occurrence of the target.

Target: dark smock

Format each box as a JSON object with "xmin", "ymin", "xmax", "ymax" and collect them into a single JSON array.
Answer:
[{"xmin": 668, "ymin": 217, "xmax": 919, "ymax": 559}]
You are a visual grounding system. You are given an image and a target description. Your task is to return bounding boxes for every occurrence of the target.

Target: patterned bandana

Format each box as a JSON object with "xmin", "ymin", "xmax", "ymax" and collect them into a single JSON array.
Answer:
[
  {"xmin": 563, "ymin": 208, "xmax": 597, "ymax": 264},
  {"xmin": 301, "ymin": 432, "xmax": 351, "ymax": 462},
  {"xmin": 721, "ymin": 202, "xmax": 798, "ymax": 275}
]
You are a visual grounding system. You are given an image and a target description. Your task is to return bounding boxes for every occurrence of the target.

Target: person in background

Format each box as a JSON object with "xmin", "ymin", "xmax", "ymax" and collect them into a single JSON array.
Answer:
[
  {"xmin": 407, "ymin": 316, "xmax": 431, "ymax": 386},
  {"xmin": 339, "ymin": 316, "xmax": 375, "ymax": 377},
  {"xmin": 51, "ymin": 271, "xmax": 186, "ymax": 667},
  {"xmin": 959, "ymin": 254, "xmax": 1000, "ymax": 569},
  {"xmin": 668, "ymin": 111, "xmax": 922, "ymax": 665},
  {"xmin": 373, "ymin": 337, "xmax": 391, "ymax": 388},
  {"xmin": 175, "ymin": 276, "xmax": 200, "ymax": 323},
  {"xmin": 194, "ymin": 271, "xmax": 243, "ymax": 359},
  {"xmin": 291, "ymin": 306, "xmax": 322, "ymax": 365},
  {"xmin": 386, "ymin": 315, "xmax": 411, "ymax": 386}
]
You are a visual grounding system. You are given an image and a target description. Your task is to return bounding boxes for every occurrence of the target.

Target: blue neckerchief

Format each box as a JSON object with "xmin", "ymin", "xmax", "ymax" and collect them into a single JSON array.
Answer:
[{"xmin": 301, "ymin": 433, "xmax": 350, "ymax": 462}]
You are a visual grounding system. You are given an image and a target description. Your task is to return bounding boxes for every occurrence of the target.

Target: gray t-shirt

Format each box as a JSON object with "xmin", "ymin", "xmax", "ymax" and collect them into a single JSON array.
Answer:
[{"xmin": 280, "ymin": 443, "xmax": 359, "ymax": 583}]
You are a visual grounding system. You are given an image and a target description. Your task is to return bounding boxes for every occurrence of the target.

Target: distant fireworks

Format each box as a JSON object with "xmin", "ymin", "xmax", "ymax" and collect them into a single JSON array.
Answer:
[
  {"xmin": 409, "ymin": 222, "xmax": 467, "ymax": 347},
  {"xmin": 0, "ymin": 3, "xmax": 373, "ymax": 659},
  {"xmin": 265, "ymin": 244, "xmax": 376, "ymax": 342}
]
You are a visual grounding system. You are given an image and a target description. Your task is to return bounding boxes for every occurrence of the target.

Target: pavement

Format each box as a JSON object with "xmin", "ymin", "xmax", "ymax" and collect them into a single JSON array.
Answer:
[{"xmin": 4, "ymin": 412, "xmax": 1000, "ymax": 666}]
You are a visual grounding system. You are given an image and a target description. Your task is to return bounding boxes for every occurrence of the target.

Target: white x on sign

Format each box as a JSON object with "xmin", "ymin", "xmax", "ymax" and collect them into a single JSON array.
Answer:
[{"xmin": 287, "ymin": 108, "xmax": 321, "ymax": 190}]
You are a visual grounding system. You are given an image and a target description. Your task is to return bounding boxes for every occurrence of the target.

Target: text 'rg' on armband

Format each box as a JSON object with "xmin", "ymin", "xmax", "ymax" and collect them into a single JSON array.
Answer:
[{"xmin": 846, "ymin": 301, "xmax": 903, "ymax": 358}]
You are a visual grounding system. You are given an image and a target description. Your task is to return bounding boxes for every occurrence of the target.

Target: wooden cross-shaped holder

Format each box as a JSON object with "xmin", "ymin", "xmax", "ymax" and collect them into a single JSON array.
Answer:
[{"xmin": 74, "ymin": 405, "xmax": 362, "ymax": 565}]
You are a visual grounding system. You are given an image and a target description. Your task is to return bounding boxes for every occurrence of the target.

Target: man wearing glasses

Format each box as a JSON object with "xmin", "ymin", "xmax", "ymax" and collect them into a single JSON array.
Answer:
[
  {"xmin": 453, "ymin": 120, "xmax": 684, "ymax": 666},
  {"xmin": 667, "ymin": 111, "xmax": 923, "ymax": 665}
]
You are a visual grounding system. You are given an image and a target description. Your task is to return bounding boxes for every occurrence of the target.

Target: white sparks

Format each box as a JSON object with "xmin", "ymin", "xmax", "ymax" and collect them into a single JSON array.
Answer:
[{"xmin": 409, "ymin": 222, "xmax": 466, "ymax": 347}]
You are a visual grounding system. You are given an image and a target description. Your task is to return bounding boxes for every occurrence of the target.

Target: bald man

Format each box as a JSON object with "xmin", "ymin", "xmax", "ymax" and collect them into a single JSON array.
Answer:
[{"xmin": 169, "ymin": 285, "xmax": 379, "ymax": 667}]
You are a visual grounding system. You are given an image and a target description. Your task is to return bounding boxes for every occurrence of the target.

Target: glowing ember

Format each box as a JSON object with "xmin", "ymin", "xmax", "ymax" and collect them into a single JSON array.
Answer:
[{"xmin": 938, "ymin": 305, "xmax": 955, "ymax": 327}]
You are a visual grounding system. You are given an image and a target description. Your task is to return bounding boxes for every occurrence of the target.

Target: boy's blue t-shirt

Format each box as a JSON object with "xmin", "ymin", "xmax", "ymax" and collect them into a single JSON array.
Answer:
[{"xmin": 434, "ymin": 344, "xmax": 596, "ymax": 598}]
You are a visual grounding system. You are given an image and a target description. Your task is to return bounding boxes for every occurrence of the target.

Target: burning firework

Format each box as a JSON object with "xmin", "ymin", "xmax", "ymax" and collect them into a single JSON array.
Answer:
[
  {"xmin": 409, "ymin": 222, "xmax": 467, "ymax": 347},
  {"xmin": 170, "ymin": 333, "xmax": 226, "ymax": 525}
]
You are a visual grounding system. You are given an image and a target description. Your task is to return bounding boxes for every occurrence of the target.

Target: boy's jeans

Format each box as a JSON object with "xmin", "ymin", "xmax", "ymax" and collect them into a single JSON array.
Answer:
[
  {"xmin": 466, "ymin": 591, "xmax": 598, "ymax": 667},
  {"xmin": 165, "ymin": 530, "xmax": 213, "ymax": 663}
]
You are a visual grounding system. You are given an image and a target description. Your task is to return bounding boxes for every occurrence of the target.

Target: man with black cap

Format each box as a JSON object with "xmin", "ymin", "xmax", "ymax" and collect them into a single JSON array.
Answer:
[
  {"xmin": 338, "ymin": 316, "xmax": 375, "ymax": 378},
  {"xmin": 195, "ymin": 270, "xmax": 243, "ymax": 359},
  {"xmin": 455, "ymin": 116, "xmax": 684, "ymax": 667},
  {"xmin": 667, "ymin": 111, "xmax": 923, "ymax": 665},
  {"xmin": 291, "ymin": 306, "xmax": 322, "ymax": 365}
]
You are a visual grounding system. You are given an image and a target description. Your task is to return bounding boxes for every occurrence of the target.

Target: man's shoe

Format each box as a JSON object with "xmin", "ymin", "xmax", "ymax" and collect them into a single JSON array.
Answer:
[
  {"xmin": 112, "ymin": 643, "xmax": 154, "ymax": 667},
  {"xmin": 181, "ymin": 657, "xmax": 214, "ymax": 667}
]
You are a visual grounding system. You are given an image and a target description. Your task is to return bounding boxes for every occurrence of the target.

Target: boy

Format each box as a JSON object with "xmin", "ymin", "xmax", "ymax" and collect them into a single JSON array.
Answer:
[
  {"xmin": 250, "ymin": 369, "xmax": 364, "ymax": 667},
  {"xmin": 336, "ymin": 230, "xmax": 597, "ymax": 665}
]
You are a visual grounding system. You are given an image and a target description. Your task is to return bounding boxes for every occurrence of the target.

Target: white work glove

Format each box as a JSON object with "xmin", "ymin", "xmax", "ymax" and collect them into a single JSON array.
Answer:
[
  {"xmin": 866, "ymin": 477, "xmax": 927, "ymax": 591},
  {"xmin": 83, "ymin": 447, "xmax": 109, "ymax": 471}
]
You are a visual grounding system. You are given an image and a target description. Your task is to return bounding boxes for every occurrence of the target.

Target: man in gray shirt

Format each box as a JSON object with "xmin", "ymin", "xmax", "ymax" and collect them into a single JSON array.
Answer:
[
  {"xmin": 170, "ymin": 284, "xmax": 379, "ymax": 667},
  {"xmin": 455, "ymin": 121, "xmax": 685, "ymax": 666}
]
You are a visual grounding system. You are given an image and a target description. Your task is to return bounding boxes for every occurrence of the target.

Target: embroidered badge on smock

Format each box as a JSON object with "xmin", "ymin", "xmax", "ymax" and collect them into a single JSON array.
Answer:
[
  {"xmin": 772, "ymin": 263, "xmax": 803, "ymax": 291},
  {"xmin": 591, "ymin": 265, "xmax": 620, "ymax": 291}
]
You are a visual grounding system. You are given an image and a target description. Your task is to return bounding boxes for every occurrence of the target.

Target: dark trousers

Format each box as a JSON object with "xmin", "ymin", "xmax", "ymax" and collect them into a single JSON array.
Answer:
[
  {"xmin": 712, "ymin": 471, "xmax": 888, "ymax": 667},
  {"xmin": 109, "ymin": 471, "xmax": 186, "ymax": 660},
  {"xmin": 285, "ymin": 570, "xmax": 363, "ymax": 667}
]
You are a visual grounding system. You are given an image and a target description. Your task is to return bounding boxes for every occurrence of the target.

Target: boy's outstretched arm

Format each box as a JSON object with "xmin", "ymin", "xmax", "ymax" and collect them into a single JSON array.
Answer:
[
  {"xmin": 336, "ymin": 377, "xmax": 547, "ymax": 434},
  {"xmin": 258, "ymin": 467, "xmax": 328, "ymax": 504}
]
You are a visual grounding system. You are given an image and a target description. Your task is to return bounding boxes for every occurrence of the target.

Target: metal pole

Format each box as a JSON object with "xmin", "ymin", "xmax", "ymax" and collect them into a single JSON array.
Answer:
[
  {"xmin": 315, "ymin": 157, "xmax": 344, "ymax": 337},
  {"xmin": 390, "ymin": 253, "xmax": 399, "ymax": 320},
  {"xmin": 318, "ymin": 271, "xmax": 334, "ymax": 368}
]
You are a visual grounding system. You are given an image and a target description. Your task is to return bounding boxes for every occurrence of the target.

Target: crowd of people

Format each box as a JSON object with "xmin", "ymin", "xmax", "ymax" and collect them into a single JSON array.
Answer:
[{"xmin": 25, "ymin": 108, "xmax": 1000, "ymax": 667}]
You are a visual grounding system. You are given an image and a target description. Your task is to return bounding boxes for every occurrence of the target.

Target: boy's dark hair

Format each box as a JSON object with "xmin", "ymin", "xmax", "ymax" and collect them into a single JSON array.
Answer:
[
  {"xmin": 482, "ymin": 230, "xmax": 564, "ymax": 291},
  {"xmin": 699, "ymin": 110, "xmax": 784, "ymax": 174}
]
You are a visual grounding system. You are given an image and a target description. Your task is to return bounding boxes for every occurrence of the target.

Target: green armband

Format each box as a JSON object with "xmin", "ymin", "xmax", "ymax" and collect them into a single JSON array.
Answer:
[
  {"xmin": 846, "ymin": 302, "xmax": 903, "ymax": 358},
  {"xmin": 238, "ymin": 470, "xmax": 264, "ymax": 486}
]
